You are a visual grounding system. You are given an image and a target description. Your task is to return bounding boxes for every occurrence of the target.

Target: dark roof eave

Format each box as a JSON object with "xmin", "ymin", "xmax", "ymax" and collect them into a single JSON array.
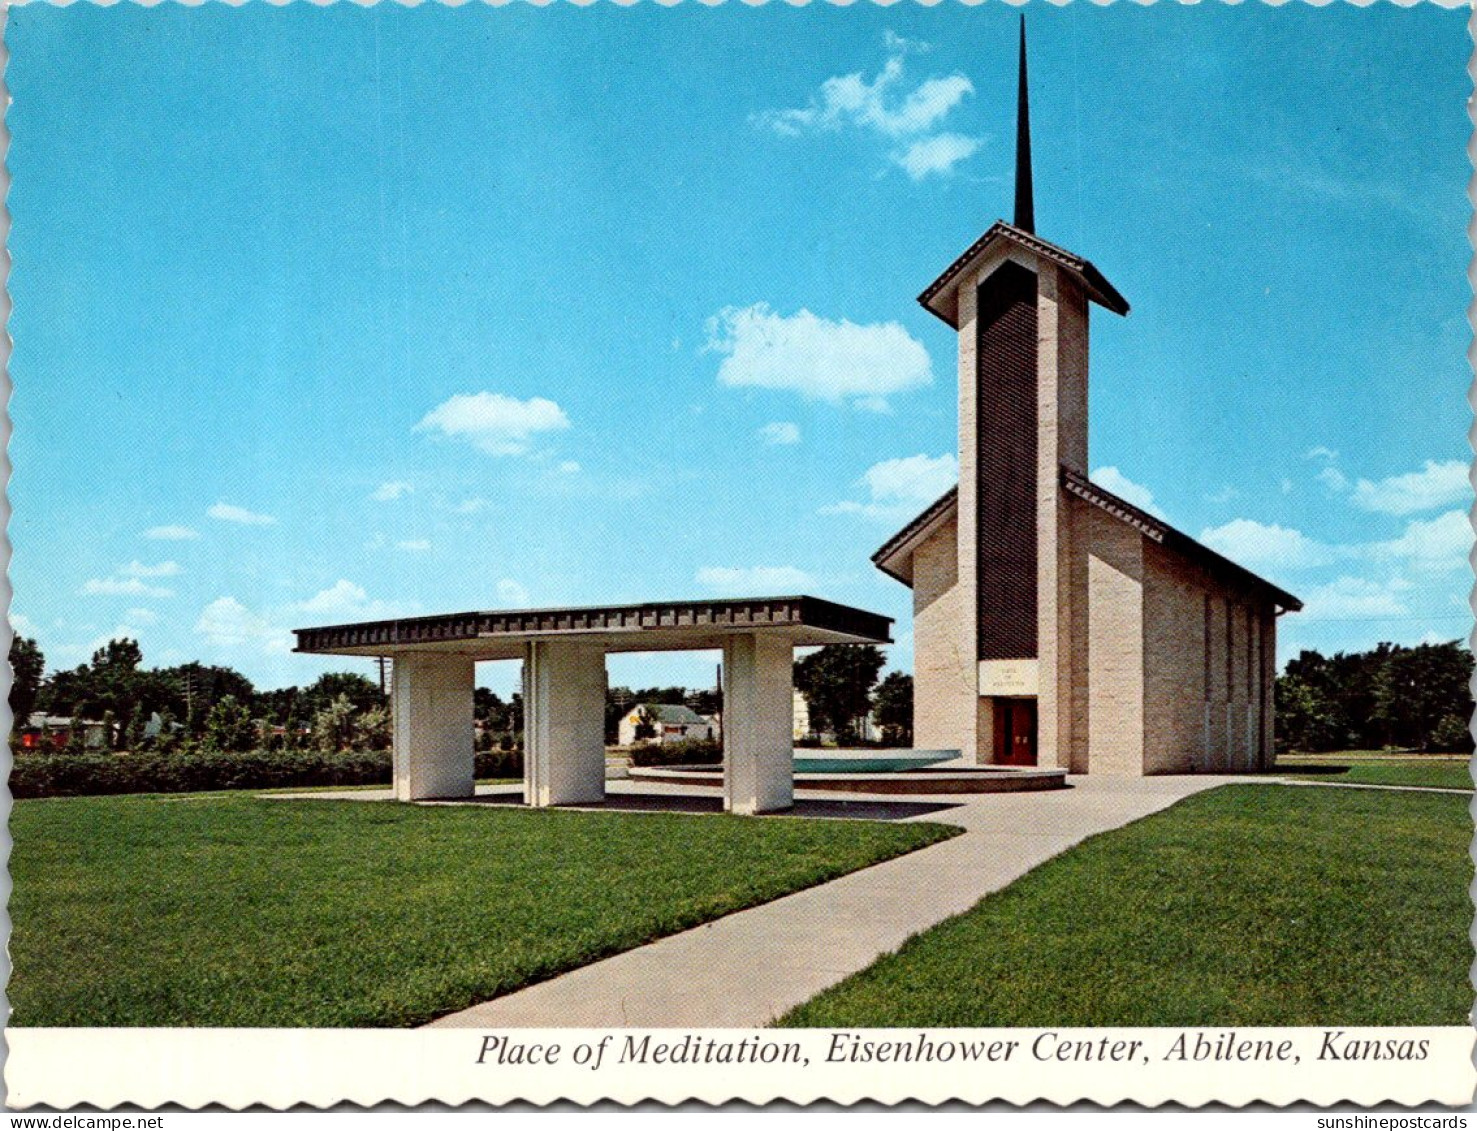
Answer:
[
  {"xmin": 916, "ymin": 221, "xmax": 1130, "ymax": 327},
  {"xmin": 870, "ymin": 486, "xmax": 961, "ymax": 582}
]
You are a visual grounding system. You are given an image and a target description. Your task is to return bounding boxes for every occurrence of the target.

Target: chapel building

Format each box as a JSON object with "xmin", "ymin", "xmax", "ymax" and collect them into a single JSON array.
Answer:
[{"xmin": 873, "ymin": 23, "xmax": 1302, "ymax": 774}]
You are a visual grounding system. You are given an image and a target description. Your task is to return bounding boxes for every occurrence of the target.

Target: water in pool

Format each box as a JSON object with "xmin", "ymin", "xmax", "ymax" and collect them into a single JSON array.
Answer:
[{"xmin": 792, "ymin": 753, "xmax": 955, "ymax": 774}]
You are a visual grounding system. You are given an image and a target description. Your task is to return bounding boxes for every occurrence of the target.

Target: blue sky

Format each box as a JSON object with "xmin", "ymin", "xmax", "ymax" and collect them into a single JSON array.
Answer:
[{"xmin": 8, "ymin": 3, "xmax": 1471, "ymax": 696}]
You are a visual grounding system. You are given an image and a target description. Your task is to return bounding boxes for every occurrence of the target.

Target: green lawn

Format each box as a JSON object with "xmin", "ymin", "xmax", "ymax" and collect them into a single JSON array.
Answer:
[
  {"xmin": 1276, "ymin": 757, "xmax": 1472, "ymax": 791},
  {"xmin": 10, "ymin": 793, "xmax": 957, "ymax": 1028},
  {"xmin": 779, "ymin": 785, "xmax": 1471, "ymax": 1028}
]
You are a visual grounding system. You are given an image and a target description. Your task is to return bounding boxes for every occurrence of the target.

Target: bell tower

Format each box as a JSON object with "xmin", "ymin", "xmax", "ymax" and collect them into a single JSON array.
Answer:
[{"xmin": 913, "ymin": 18, "xmax": 1129, "ymax": 767}]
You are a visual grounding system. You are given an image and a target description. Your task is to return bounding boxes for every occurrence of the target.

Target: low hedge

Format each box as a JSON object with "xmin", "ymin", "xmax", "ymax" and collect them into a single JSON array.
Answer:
[
  {"xmin": 11, "ymin": 747, "xmax": 525, "ymax": 800},
  {"xmin": 627, "ymin": 738, "xmax": 723, "ymax": 768}
]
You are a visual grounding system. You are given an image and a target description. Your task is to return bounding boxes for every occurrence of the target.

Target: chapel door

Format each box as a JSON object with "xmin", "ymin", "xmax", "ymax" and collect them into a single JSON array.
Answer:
[{"xmin": 993, "ymin": 699, "xmax": 1038, "ymax": 766}]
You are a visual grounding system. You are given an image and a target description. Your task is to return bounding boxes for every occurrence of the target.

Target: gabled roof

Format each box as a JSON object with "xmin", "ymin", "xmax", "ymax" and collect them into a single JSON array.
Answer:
[
  {"xmin": 631, "ymin": 704, "xmax": 709, "ymax": 726},
  {"xmin": 872, "ymin": 470, "xmax": 1302, "ymax": 612},
  {"xmin": 917, "ymin": 221, "xmax": 1130, "ymax": 328},
  {"xmin": 871, "ymin": 487, "xmax": 959, "ymax": 585}
]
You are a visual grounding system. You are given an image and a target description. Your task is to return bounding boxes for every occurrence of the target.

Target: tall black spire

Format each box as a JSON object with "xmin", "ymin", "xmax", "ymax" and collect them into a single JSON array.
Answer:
[{"xmin": 1013, "ymin": 15, "xmax": 1035, "ymax": 234}]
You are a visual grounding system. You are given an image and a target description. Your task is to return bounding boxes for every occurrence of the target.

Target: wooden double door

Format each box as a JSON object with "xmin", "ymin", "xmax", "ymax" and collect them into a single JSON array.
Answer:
[{"xmin": 992, "ymin": 698, "xmax": 1038, "ymax": 766}]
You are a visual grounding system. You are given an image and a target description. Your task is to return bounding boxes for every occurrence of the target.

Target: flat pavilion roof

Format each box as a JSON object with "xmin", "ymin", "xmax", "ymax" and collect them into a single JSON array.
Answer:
[{"xmin": 293, "ymin": 595, "xmax": 892, "ymax": 661}]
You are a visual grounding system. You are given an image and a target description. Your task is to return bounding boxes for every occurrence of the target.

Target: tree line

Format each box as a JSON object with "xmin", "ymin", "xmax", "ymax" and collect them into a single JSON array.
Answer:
[
  {"xmin": 9, "ymin": 636, "xmax": 919, "ymax": 755},
  {"xmin": 1274, "ymin": 640, "xmax": 1473, "ymax": 753}
]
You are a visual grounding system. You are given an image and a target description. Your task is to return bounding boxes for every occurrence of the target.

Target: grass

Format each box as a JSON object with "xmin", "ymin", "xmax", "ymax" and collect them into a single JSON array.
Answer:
[
  {"xmin": 1276, "ymin": 756, "xmax": 1472, "ymax": 792},
  {"xmin": 779, "ymin": 785, "xmax": 1472, "ymax": 1028},
  {"xmin": 10, "ymin": 793, "xmax": 958, "ymax": 1028}
]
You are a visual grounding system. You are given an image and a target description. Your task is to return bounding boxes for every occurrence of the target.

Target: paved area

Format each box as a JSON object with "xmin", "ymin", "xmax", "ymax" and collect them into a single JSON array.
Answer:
[{"xmin": 417, "ymin": 774, "xmax": 1243, "ymax": 1029}]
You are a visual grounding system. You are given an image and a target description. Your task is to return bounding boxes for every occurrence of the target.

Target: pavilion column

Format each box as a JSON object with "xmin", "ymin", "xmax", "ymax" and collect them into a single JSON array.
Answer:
[
  {"xmin": 391, "ymin": 653, "xmax": 475, "ymax": 801},
  {"xmin": 722, "ymin": 633, "xmax": 794, "ymax": 815},
  {"xmin": 523, "ymin": 640, "xmax": 607, "ymax": 807}
]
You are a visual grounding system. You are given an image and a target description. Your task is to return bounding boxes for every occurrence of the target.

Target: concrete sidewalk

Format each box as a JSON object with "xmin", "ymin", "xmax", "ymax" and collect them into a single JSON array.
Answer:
[{"xmin": 424, "ymin": 774, "xmax": 1241, "ymax": 1029}]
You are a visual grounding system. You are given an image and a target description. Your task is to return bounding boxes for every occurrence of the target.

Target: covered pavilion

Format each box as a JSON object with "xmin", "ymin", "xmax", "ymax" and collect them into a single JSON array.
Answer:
[{"xmin": 294, "ymin": 595, "xmax": 891, "ymax": 815}]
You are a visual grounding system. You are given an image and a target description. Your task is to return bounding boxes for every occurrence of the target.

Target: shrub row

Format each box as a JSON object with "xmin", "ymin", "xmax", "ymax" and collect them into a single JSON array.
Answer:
[
  {"xmin": 626, "ymin": 738, "xmax": 723, "ymax": 768},
  {"xmin": 11, "ymin": 747, "xmax": 525, "ymax": 799}
]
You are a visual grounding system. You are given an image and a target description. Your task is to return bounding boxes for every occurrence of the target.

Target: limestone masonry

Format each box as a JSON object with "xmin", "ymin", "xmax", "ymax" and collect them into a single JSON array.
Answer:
[{"xmin": 871, "ymin": 22, "xmax": 1301, "ymax": 774}]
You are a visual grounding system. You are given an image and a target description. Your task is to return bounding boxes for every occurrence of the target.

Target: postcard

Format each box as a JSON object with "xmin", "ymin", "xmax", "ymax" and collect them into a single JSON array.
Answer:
[{"xmin": 4, "ymin": 0, "xmax": 1472, "ymax": 1110}]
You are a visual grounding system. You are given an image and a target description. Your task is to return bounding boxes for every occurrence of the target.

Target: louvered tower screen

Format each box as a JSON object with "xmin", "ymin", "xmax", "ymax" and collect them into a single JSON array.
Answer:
[{"xmin": 976, "ymin": 262, "xmax": 1038, "ymax": 661}]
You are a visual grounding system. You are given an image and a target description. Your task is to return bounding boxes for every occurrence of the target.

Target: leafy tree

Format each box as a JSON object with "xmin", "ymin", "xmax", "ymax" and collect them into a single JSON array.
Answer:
[
  {"xmin": 9, "ymin": 635, "xmax": 44, "ymax": 730},
  {"xmin": 155, "ymin": 709, "xmax": 181, "ymax": 754},
  {"xmin": 123, "ymin": 710, "xmax": 148, "ymax": 752},
  {"xmin": 873, "ymin": 671, "xmax": 914, "ymax": 747},
  {"xmin": 355, "ymin": 706, "xmax": 391, "ymax": 752},
  {"xmin": 1276, "ymin": 641, "xmax": 1474, "ymax": 753},
  {"xmin": 1373, "ymin": 642, "xmax": 1474, "ymax": 752},
  {"xmin": 64, "ymin": 705, "xmax": 88, "ymax": 755},
  {"xmin": 203, "ymin": 695, "xmax": 257, "ymax": 752},
  {"xmin": 303, "ymin": 672, "xmax": 385, "ymax": 716},
  {"xmin": 794, "ymin": 645, "xmax": 886, "ymax": 744},
  {"xmin": 1429, "ymin": 713, "xmax": 1474, "ymax": 753},
  {"xmin": 312, "ymin": 694, "xmax": 357, "ymax": 753}
]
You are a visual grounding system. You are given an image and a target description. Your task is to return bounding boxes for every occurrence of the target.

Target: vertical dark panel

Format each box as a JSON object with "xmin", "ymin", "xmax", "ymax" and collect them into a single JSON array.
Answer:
[{"xmin": 976, "ymin": 262, "xmax": 1038, "ymax": 660}]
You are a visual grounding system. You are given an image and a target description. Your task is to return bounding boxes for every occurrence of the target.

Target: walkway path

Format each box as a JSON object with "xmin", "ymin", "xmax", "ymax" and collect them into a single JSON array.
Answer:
[{"xmin": 424, "ymin": 774, "xmax": 1240, "ymax": 1029}]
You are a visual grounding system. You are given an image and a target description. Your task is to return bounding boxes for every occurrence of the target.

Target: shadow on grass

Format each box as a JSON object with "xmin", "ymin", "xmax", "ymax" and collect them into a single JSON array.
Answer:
[{"xmin": 433, "ymin": 789, "xmax": 963, "ymax": 822}]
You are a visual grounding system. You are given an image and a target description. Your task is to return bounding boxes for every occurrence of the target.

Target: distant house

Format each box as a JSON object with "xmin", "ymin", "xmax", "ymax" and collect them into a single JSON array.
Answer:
[
  {"xmin": 617, "ymin": 704, "xmax": 716, "ymax": 746},
  {"xmin": 18, "ymin": 713, "xmax": 111, "ymax": 751}
]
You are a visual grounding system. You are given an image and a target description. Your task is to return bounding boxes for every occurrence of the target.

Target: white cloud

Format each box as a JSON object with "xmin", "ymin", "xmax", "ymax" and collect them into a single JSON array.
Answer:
[
  {"xmin": 696, "ymin": 565, "xmax": 816, "ymax": 595},
  {"xmin": 10, "ymin": 613, "xmax": 38, "ymax": 637},
  {"xmin": 705, "ymin": 304, "xmax": 932, "ymax": 409},
  {"xmin": 450, "ymin": 498, "xmax": 489, "ymax": 515},
  {"xmin": 1090, "ymin": 467, "xmax": 1167, "ymax": 520},
  {"xmin": 296, "ymin": 580, "xmax": 372, "ymax": 616},
  {"xmin": 862, "ymin": 453, "xmax": 957, "ymax": 503},
  {"xmin": 195, "ymin": 597, "xmax": 294, "ymax": 654},
  {"xmin": 397, "ymin": 539, "xmax": 432, "ymax": 552},
  {"xmin": 208, "ymin": 502, "xmax": 277, "ymax": 526},
  {"xmin": 496, "ymin": 578, "xmax": 531, "ymax": 607},
  {"xmin": 80, "ymin": 577, "xmax": 175, "ymax": 599},
  {"xmin": 1199, "ymin": 518, "xmax": 1335, "ymax": 570},
  {"xmin": 823, "ymin": 453, "xmax": 958, "ymax": 521},
  {"xmin": 415, "ymin": 392, "xmax": 571, "ymax": 456},
  {"xmin": 1350, "ymin": 459, "xmax": 1469, "ymax": 516},
  {"xmin": 557, "ymin": 461, "xmax": 581, "ymax": 474},
  {"xmin": 292, "ymin": 580, "xmax": 415, "ymax": 621},
  {"xmin": 1304, "ymin": 446, "xmax": 1340, "ymax": 463},
  {"xmin": 759, "ymin": 422, "xmax": 801, "ymax": 446},
  {"xmin": 750, "ymin": 34, "xmax": 980, "ymax": 181},
  {"xmin": 1371, "ymin": 509, "xmax": 1472, "ymax": 574},
  {"xmin": 1205, "ymin": 486, "xmax": 1241, "ymax": 505},
  {"xmin": 120, "ymin": 560, "xmax": 182, "ymax": 578},
  {"xmin": 371, "ymin": 481, "xmax": 414, "ymax": 502},
  {"xmin": 753, "ymin": 37, "xmax": 979, "ymax": 180},
  {"xmin": 1316, "ymin": 466, "xmax": 1350, "ymax": 493},
  {"xmin": 894, "ymin": 132, "xmax": 981, "ymax": 180},
  {"xmin": 757, "ymin": 55, "xmax": 972, "ymax": 139},
  {"xmin": 125, "ymin": 608, "xmax": 160, "ymax": 626},
  {"xmin": 1297, "ymin": 576, "xmax": 1413, "ymax": 622},
  {"xmin": 144, "ymin": 525, "xmax": 200, "ymax": 541}
]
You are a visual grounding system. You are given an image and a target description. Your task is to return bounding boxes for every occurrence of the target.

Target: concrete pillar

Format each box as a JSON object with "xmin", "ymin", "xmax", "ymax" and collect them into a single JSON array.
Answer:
[
  {"xmin": 523, "ymin": 640, "xmax": 607, "ymax": 807},
  {"xmin": 722, "ymin": 633, "xmax": 794, "ymax": 815},
  {"xmin": 391, "ymin": 652, "xmax": 475, "ymax": 801}
]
